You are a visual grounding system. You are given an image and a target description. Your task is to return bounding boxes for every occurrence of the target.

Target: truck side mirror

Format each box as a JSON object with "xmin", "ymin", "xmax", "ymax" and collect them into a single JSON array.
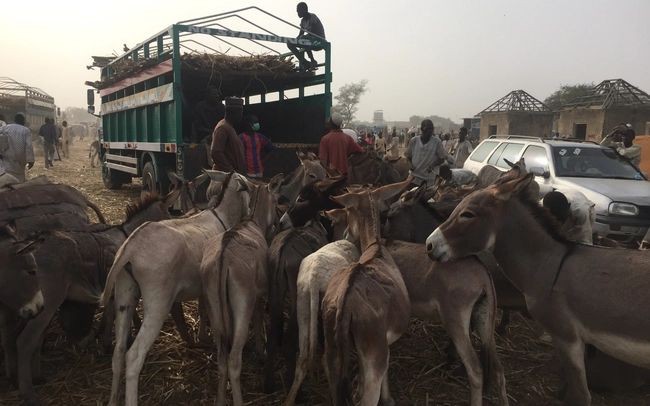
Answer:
[
  {"xmin": 87, "ymin": 89, "xmax": 95, "ymax": 107},
  {"xmin": 87, "ymin": 105, "xmax": 96, "ymax": 115}
]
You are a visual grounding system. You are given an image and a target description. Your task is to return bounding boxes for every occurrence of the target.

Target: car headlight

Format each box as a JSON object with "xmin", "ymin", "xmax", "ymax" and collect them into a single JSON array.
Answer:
[{"xmin": 608, "ymin": 202, "xmax": 639, "ymax": 216}]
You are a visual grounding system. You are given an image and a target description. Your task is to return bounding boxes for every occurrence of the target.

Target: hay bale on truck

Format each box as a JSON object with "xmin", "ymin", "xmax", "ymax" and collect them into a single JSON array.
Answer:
[{"xmin": 86, "ymin": 7, "xmax": 332, "ymax": 200}]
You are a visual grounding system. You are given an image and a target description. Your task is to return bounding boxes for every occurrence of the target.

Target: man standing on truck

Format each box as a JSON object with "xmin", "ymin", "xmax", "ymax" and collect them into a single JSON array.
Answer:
[
  {"xmin": 405, "ymin": 119, "xmax": 453, "ymax": 186},
  {"xmin": 210, "ymin": 97, "xmax": 246, "ymax": 173},
  {"xmin": 239, "ymin": 114, "xmax": 274, "ymax": 178},
  {"xmin": 319, "ymin": 113, "xmax": 362, "ymax": 175},
  {"xmin": 288, "ymin": 2, "xmax": 325, "ymax": 71},
  {"xmin": 0, "ymin": 113, "xmax": 34, "ymax": 182}
]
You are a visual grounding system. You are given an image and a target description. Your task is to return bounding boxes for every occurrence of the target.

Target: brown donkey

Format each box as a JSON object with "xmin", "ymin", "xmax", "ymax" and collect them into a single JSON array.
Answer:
[
  {"xmin": 426, "ymin": 173, "xmax": 650, "ymax": 406},
  {"xmin": 200, "ymin": 175, "xmax": 282, "ymax": 406},
  {"xmin": 322, "ymin": 178, "xmax": 412, "ymax": 406}
]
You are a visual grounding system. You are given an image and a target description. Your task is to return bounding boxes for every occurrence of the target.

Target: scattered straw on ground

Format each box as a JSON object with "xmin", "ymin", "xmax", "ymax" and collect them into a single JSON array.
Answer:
[{"xmin": 1, "ymin": 140, "xmax": 650, "ymax": 405}]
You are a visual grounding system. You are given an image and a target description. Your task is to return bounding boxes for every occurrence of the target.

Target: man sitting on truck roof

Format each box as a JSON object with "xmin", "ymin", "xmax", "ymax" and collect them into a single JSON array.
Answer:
[
  {"xmin": 288, "ymin": 2, "xmax": 325, "ymax": 71},
  {"xmin": 210, "ymin": 97, "xmax": 246, "ymax": 174}
]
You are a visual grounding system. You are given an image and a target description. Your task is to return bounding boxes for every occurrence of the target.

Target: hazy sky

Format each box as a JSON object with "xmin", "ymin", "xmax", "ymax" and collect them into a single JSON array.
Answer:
[{"xmin": 2, "ymin": 0, "xmax": 649, "ymax": 123}]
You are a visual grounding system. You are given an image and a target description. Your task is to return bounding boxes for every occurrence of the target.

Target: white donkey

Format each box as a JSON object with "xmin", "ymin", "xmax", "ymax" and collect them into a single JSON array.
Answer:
[
  {"xmin": 284, "ymin": 209, "xmax": 360, "ymax": 406},
  {"xmin": 102, "ymin": 170, "xmax": 253, "ymax": 406}
]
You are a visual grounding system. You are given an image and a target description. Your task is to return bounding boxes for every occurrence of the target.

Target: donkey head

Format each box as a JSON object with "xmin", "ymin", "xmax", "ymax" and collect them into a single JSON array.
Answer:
[
  {"xmin": 205, "ymin": 170, "xmax": 254, "ymax": 224},
  {"xmin": 426, "ymin": 173, "xmax": 535, "ymax": 262},
  {"xmin": 324, "ymin": 208, "xmax": 352, "ymax": 242},
  {"xmin": 332, "ymin": 177, "xmax": 412, "ymax": 248},
  {"xmin": 297, "ymin": 152, "xmax": 327, "ymax": 183},
  {"xmin": 0, "ymin": 227, "xmax": 44, "ymax": 318},
  {"xmin": 279, "ymin": 176, "xmax": 347, "ymax": 229},
  {"xmin": 123, "ymin": 188, "xmax": 179, "ymax": 232}
]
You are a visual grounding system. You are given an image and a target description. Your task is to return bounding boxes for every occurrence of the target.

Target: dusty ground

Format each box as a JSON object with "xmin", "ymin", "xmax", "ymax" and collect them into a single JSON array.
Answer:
[{"xmin": 1, "ymin": 140, "xmax": 650, "ymax": 405}]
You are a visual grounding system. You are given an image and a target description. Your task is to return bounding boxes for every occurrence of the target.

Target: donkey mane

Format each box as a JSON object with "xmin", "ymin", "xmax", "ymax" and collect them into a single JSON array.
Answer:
[
  {"xmin": 125, "ymin": 192, "xmax": 162, "ymax": 221},
  {"xmin": 515, "ymin": 190, "xmax": 572, "ymax": 245},
  {"xmin": 211, "ymin": 171, "xmax": 235, "ymax": 208}
]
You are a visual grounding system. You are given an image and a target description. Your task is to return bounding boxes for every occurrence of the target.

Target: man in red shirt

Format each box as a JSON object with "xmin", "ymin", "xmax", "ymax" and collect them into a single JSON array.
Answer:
[{"xmin": 318, "ymin": 113, "xmax": 362, "ymax": 174}]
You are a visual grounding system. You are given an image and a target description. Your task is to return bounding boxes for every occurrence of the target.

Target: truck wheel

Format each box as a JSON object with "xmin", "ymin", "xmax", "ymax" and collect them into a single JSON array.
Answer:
[
  {"xmin": 142, "ymin": 162, "xmax": 158, "ymax": 195},
  {"xmin": 102, "ymin": 164, "xmax": 124, "ymax": 190}
]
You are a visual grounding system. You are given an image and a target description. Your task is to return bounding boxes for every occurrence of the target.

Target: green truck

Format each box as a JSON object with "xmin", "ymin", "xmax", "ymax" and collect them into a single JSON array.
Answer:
[{"xmin": 87, "ymin": 7, "xmax": 332, "ymax": 195}]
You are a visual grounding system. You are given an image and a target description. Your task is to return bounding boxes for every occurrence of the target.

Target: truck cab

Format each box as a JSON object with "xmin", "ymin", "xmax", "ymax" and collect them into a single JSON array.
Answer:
[{"xmin": 87, "ymin": 7, "xmax": 332, "ymax": 195}]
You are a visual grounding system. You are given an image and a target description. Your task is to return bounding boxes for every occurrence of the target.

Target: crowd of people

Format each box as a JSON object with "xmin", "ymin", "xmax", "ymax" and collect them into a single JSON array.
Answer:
[{"xmin": 0, "ymin": 113, "xmax": 75, "ymax": 187}]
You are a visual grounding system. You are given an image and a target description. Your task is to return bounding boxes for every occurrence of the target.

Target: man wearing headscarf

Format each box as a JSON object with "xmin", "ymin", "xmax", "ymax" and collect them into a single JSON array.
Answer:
[
  {"xmin": 601, "ymin": 124, "xmax": 641, "ymax": 166},
  {"xmin": 318, "ymin": 113, "xmax": 362, "ymax": 175},
  {"xmin": 210, "ymin": 97, "xmax": 246, "ymax": 173}
]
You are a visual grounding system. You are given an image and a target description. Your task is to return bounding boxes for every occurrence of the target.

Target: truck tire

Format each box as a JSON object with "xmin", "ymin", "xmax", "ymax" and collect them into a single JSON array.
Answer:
[
  {"xmin": 102, "ymin": 164, "xmax": 125, "ymax": 190},
  {"xmin": 142, "ymin": 162, "xmax": 158, "ymax": 195}
]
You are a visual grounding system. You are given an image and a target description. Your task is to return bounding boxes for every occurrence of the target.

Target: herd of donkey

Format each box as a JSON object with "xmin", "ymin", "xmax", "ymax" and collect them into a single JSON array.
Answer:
[{"xmin": 1, "ymin": 150, "xmax": 650, "ymax": 406}]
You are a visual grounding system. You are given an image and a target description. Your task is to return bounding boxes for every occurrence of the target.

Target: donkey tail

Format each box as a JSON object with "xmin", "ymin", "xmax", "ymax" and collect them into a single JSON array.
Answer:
[
  {"xmin": 327, "ymin": 264, "xmax": 359, "ymax": 406},
  {"xmin": 477, "ymin": 266, "xmax": 499, "ymax": 391},
  {"xmin": 101, "ymin": 239, "xmax": 133, "ymax": 306},
  {"xmin": 85, "ymin": 199, "xmax": 107, "ymax": 224},
  {"xmin": 307, "ymin": 284, "xmax": 320, "ymax": 366},
  {"xmin": 214, "ymin": 231, "xmax": 235, "ymax": 349}
]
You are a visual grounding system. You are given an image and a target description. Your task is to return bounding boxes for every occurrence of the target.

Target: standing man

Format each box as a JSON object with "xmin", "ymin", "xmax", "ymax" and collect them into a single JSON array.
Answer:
[
  {"xmin": 288, "ymin": 2, "xmax": 325, "ymax": 71},
  {"xmin": 453, "ymin": 127, "xmax": 474, "ymax": 168},
  {"xmin": 0, "ymin": 114, "xmax": 6, "ymax": 128},
  {"xmin": 601, "ymin": 124, "xmax": 641, "ymax": 166},
  {"xmin": 61, "ymin": 121, "xmax": 71, "ymax": 158},
  {"xmin": 405, "ymin": 119, "xmax": 452, "ymax": 186},
  {"xmin": 39, "ymin": 118, "xmax": 58, "ymax": 169},
  {"xmin": 239, "ymin": 114, "xmax": 274, "ymax": 178},
  {"xmin": 210, "ymin": 97, "xmax": 246, "ymax": 173},
  {"xmin": 319, "ymin": 113, "xmax": 363, "ymax": 175},
  {"xmin": 375, "ymin": 131, "xmax": 386, "ymax": 158},
  {"xmin": 0, "ymin": 113, "xmax": 34, "ymax": 182}
]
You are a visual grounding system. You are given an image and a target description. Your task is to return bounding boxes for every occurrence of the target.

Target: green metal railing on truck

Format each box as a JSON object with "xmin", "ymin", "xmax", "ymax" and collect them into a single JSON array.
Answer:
[{"xmin": 92, "ymin": 7, "xmax": 332, "ymax": 190}]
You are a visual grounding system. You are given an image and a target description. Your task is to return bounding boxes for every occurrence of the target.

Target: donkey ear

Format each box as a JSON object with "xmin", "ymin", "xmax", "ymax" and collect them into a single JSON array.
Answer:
[
  {"xmin": 323, "ymin": 208, "xmax": 347, "ymax": 222},
  {"xmin": 15, "ymin": 237, "xmax": 44, "ymax": 255},
  {"xmin": 162, "ymin": 186, "xmax": 182, "ymax": 209},
  {"xmin": 268, "ymin": 173, "xmax": 284, "ymax": 193},
  {"xmin": 503, "ymin": 158, "xmax": 516, "ymax": 169},
  {"xmin": 296, "ymin": 151, "xmax": 306, "ymax": 161},
  {"xmin": 493, "ymin": 173, "xmax": 535, "ymax": 201},
  {"xmin": 371, "ymin": 176, "xmax": 413, "ymax": 203},
  {"xmin": 2, "ymin": 222, "xmax": 17, "ymax": 239},
  {"xmin": 331, "ymin": 192, "xmax": 359, "ymax": 208},
  {"xmin": 203, "ymin": 169, "xmax": 228, "ymax": 182}
]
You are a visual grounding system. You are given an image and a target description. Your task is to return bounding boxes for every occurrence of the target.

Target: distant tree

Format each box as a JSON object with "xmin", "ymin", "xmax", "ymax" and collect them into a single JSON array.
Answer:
[
  {"xmin": 63, "ymin": 107, "xmax": 100, "ymax": 124},
  {"xmin": 333, "ymin": 80, "xmax": 368, "ymax": 126},
  {"xmin": 544, "ymin": 83, "xmax": 593, "ymax": 111}
]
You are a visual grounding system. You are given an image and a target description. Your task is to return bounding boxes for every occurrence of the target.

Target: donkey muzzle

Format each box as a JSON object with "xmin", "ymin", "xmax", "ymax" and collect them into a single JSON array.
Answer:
[
  {"xmin": 426, "ymin": 228, "xmax": 452, "ymax": 262},
  {"xmin": 19, "ymin": 290, "xmax": 44, "ymax": 319}
]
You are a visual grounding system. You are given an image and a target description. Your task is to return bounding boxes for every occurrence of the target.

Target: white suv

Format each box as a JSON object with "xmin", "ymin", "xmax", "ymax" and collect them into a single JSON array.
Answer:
[{"xmin": 464, "ymin": 135, "xmax": 650, "ymax": 242}]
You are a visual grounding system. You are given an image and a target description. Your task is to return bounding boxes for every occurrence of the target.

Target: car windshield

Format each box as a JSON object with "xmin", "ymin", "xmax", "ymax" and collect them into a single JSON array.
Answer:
[{"xmin": 552, "ymin": 146, "xmax": 644, "ymax": 180}]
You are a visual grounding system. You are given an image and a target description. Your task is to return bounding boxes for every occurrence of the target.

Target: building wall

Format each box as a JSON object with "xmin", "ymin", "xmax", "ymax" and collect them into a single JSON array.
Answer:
[
  {"xmin": 557, "ymin": 108, "xmax": 605, "ymax": 141},
  {"xmin": 479, "ymin": 112, "xmax": 511, "ymax": 140},
  {"xmin": 507, "ymin": 112, "xmax": 554, "ymax": 138},
  {"xmin": 479, "ymin": 112, "xmax": 553, "ymax": 139},
  {"xmin": 602, "ymin": 107, "xmax": 650, "ymax": 139}
]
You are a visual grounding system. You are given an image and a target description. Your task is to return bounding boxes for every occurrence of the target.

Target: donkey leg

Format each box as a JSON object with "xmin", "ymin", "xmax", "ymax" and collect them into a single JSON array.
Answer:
[
  {"xmin": 264, "ymin": 280, "xmax": 286, "ymax": 393},
  {"xmin": 202, "ymin": 289, "xmax": 228, "ymax": 406},
  {"xmin": 554, "ymin": 338, "xmax": 590, "ymax": 406},
  {"xmin": 124, "ymin": 296, "xmax": 172, "ymax": 406},
  {"xmin": 496, "ymin": 309, "xmax": 510, "ymax": 335},
  {"xmin": 285, "ymin": 291, "xmax": 312, "ymax": 406},
  {"xmin": 170, "ymin": 301, "xmax": 194, "ymax": 345},
  {"xmin": 475, "ymin": 301, "xmax": 509, "ymax": 405},
  {"xmin": 441, "ymin": 308, "xmax": 483, "ymax": 406},
  {"xmin": 229, "ymin": 294, "xmax": 256, "ymax": 406},
  {"xmin": 101, "ymin": 298, "xmax": 117, "ymax": 354},
  {"xmin": 379, "ymin": 352, "xmax": 395, "ymax": 406},
  {"xmin": 109, "ymin": 275, "xmax": 138, "ymax": 406},
  {"xmin": 16, "ymin": 292, "xmax": 64, "ymax": 406},
  {"xmin": 357, "ymin": 337, "xmax": 389, "ymax": 406},
  {"xmin": 0, "ymin": 311, "xmax": 19, "ymax": 386},
  {"xmin": 197, "ymin": 298, "xmax": 211, "ymax": 345}
]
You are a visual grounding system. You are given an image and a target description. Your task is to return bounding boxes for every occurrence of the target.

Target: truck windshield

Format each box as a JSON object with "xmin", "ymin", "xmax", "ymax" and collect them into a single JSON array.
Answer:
[{"xmin": 552, "ymin": 146, "xmax": 644, "ymax": 180}]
